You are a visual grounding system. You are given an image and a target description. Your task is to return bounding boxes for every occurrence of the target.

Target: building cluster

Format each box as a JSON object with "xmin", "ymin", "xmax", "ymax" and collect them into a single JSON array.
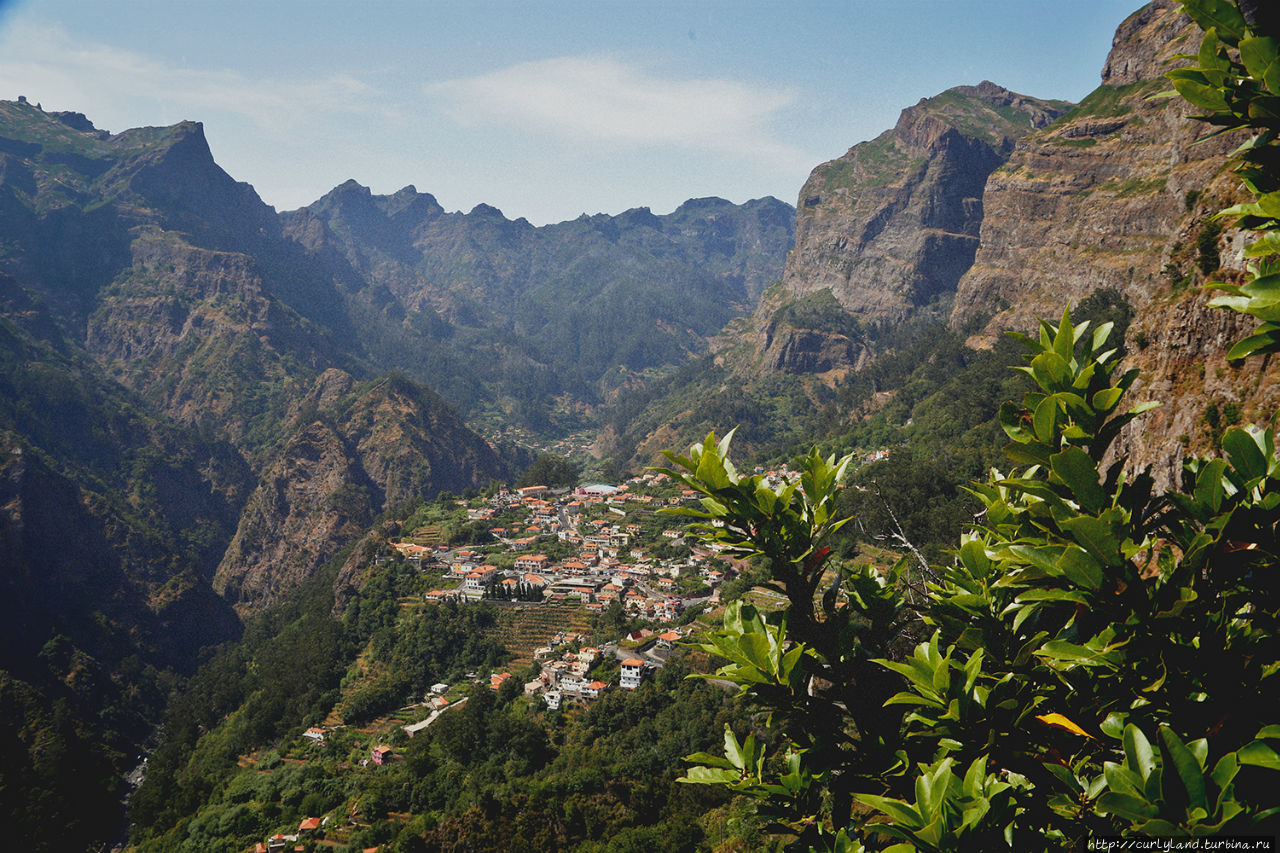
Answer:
[
  {"xmin": 518, "ymin": 627, "xmax": 685, "ymax": 709},
  {"xmin": 393, "ymin": 472, "xmax": 743, "ymax": 622}
]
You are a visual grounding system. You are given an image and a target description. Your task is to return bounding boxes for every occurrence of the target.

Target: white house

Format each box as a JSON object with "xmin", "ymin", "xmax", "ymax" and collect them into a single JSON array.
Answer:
[{"xmin": 620, "ymin": 659, "xmax": 646, "ymax": 690}]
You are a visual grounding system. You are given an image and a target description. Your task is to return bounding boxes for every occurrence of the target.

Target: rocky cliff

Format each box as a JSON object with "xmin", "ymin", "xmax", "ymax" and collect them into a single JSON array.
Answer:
[
  {"xmin": 742, "ymin": 82, "xmax": 1070, "ymax": 376},
  {"xmin": 949, "ymin": 1, "xmax": 1241, "ymax": 338},
  {"xmin": 215, "ymin": 370, "xmax": 504, "ymax": 613},
  {"xmin": 946, "ymin": 0, "xmax": 1277, "ymax": 480}
]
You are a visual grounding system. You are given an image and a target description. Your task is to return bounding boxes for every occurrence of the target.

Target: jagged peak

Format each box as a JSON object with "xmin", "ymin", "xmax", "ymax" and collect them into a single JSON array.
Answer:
[
  {"xmin": 468, "ymin": 202, "xmax": 506, "ymax": 219},
  {"xmin": 329, "ymin": 178, "xmax": 372, "ymax": 197},
  {"xmin": 674, "ymin": 196, "xmax": 732, "ymax": 214},
  {"xmin": 381, "ymin": 185, "xmax": 443, "ymax": 220},
  {"xmin": 892, "ymin": 82, "xmax": 1071, "ymax": 152}
]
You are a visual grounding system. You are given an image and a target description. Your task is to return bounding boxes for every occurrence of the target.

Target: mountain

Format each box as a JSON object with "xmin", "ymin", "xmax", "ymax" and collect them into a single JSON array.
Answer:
[
  {"xmin": 593, "ymin": 83, "xmax": 1074, "ymax": 469},
  {"xmin": 740, "ymin": 81, "xmax": 1071, "ymax": 377},
  {"xmin": 0, "ymin": 93, "xmax": 796, "ymax": 849},
  {"xmin": 282, "ymin": 183, "xmax": 794, "ymax": 430},
  {"xmin": 0, "ymin": 101, "xmax": 510, "ymax": 849},
  {"xmin": 944, "ymin": 0, "xmax": 1269, "ymax": 485},
  {"xmin": 643, "ymin": 0, "xmax": 1277, "ymax": 493}
]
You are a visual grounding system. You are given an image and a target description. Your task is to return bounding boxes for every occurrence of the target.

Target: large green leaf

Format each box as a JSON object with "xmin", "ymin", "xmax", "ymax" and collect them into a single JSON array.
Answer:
[
  {"xmin": 1033, "ymin": 396, "xmax": 1059, "ymax": 444},
  {"xmin": 1051, "ymin": 446, "xmax": 1108, "ymax": 513},
  {"xmin": 1222, "ymin": 426, "xmax": 1269, "ymax": 481},
  {"xmin": 856, "ymin": 793, "xmax": 925, "ymax": 829},
  {"xmin": 1180, "ymin": 0, "xmax": 1247, "ymax": 46},
  {"xmin": 1160, "ymin": 726, "xmax": 1208, "ymax": 814},
  {"xmin": 1240, "ymin": 36, "xmax": 1280, "ymax": 96},
  {"xmin": 1124, "ymin": 724, "xmax": 1156, "ymax": 781},
  {"xmin": 1060, "ymin": 514, "xmax": 1123, "ymax": 566},
  {"xmin": 1225, "ymin": 327, "xmax": 1280, "ymax": 361},
  {"xmin": 680, "ymin": 765, "xmax": 743, "ymax": 784},
  {"xmin": 1237, "ymin": 739, "xmax": 1280, "ymax": 770},
  {"xmin": 1169, "ymin": 70, "xmax": 1232, "ymax": 111},
  {"xmin": 1097, "ymin": 791, "xmax": 1160, "ymax": 822}
]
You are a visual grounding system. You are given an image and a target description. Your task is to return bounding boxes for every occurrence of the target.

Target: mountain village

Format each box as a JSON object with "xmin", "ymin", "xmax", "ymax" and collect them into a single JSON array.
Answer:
[{"xmin": 385, "ymin": 467, "xmax": 813, "ymax": 704}]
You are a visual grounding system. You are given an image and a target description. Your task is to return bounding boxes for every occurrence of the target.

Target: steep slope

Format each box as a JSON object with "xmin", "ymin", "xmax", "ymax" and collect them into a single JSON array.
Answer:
[
  {"xmin": 215, "ymin": 370, "xmax": 504, "ymax": 614},
  {"xmin": 947, "ymin": 0, "xmax": 1275, "ymax": 483},
  {"xmin": 596, "ymin": 83, "xmax": 1072, "ymax": 470},
  {"xmin": 0, "ymin": 272, "xmax": 247, "ymax": 852},
  {"xmin": 740, "ymin": 82, "xmax": 1070, "ymax": 376},
  {"xmin": 0, "ymin": 103, "xmax": 345, "ymax": 452},
  {"xmin": 950, "ymin": 1, "xmax": 1240, "ymax": 336}
]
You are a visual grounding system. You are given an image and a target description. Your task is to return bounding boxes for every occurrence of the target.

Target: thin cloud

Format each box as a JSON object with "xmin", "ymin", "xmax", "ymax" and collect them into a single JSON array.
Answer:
[
  {"xmin": 426, "ymin": 56, "xmax": 809, "ymax": 169},
  {"xmin": 0, "ymin": 20, "xmax": 382, "ymax": 138}
]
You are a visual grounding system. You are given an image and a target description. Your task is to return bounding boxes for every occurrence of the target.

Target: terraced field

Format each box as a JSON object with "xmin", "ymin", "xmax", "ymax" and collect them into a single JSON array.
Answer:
[{"xmin": 494, "ymin": 602, "xmax": 594, "ymax": 669}]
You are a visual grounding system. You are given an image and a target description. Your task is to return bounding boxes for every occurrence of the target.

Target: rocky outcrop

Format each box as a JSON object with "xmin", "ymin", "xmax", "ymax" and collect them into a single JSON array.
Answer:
[
  {"xmin": 780, "ymin": 82, "xmax": 1068, "ymax": 320},
  {"xmin": 758, "ymin": 326, "xmax": 866, "ymax": 375},
  {"xmin": 213, "ymin": 421, "xmax": 369, "ymax": 612},
  {"xmin": 949, "ymin": 1, "xmax": 1242, "ymax": 340},
  {"xmin": 214, "ymin": 370, "xmax": 505, "ymax": 614},
  {"xmin": 745, "ymin": 82, "xmax": 1070, "ymax": 374}
]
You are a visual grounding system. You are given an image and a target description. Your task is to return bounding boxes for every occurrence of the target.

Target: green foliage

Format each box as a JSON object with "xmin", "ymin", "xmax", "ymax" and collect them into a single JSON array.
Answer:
[
  {"xmin": 667, "ymin": 309, "xmax": 1280, "ymax": 850},
  {"xmin": 773, "ymin": 290, "xmax": 863, "ymax": 338},
  {"xmin": 659, "ymin": 435, "xmax": 915, "ymax": 848},
  {"xmin": 1166, "ymin": 1, "xmax": 1280, "ymax": 359},
  {"xmin": 517, "ymin": 453, "xmax": 581, "ymax": 489}
]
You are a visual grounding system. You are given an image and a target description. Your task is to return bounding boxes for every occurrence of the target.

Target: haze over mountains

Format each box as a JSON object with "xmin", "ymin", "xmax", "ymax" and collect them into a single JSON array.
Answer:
[{"xmin": 2, "ymin": 1, "xmax": 1277, "ymax": 849}]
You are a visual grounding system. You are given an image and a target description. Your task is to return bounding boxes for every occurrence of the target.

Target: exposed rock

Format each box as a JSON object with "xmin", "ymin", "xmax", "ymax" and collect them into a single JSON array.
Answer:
[
  {"xmin": 949, "ymin": 1, "xmax": 1242, "ymax": 340},
  {"xmin": 215, "ymin": 371, "xmax": 505, "ymax": 614},
  {"xmin": 946, "ymin": 0, "xmax": 1278, "ymax": 486},
  {"xmin": 214, "ymin": 421, "xmax": 366, "ymax": 613},
  {"xmin": 740, "ymin": 82, "xmax": 1069, "ymax": 375},
  {"xmin": 756, "ymin": 324, "xmax": 866, "ymax": 376}
]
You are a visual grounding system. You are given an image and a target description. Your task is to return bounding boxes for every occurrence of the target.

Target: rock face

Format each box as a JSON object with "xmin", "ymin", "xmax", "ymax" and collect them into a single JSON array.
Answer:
[
  {"xmin": 215, "ymin": 371, "xmax": 505, "ymax": 613},
  {"xmin": 747, "ymin": 82, "xmax": 1070, "ymax": 374},
  {"xmin": 945, "ymin": 0, "xmax": 1280, "ymax": 482},
  {"xmin": 949, "ymin": 0, "xmax": 1243, "ymax": 341}
]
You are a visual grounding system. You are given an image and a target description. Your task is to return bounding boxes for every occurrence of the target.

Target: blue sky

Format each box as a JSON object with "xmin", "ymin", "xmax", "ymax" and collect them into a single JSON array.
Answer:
[{"xmin": 0, "ymin": 0, "xmax": 1141, "ymax": 224}]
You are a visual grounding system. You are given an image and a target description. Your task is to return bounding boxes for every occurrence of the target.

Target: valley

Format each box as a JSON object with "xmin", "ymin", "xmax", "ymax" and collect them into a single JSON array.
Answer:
[{"xmin": 3, "ymin": 0, "xmax": 1280, "ymax": 850}]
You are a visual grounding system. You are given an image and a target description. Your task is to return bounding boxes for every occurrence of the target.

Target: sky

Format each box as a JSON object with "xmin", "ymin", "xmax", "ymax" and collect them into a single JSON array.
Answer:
[{"xmin": 0, "ymin": 0, "xmax": 1142, "ymax": 225}]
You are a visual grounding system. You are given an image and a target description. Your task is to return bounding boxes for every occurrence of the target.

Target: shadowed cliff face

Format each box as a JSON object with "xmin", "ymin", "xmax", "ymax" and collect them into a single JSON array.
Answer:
[
  {"xmin": 946, "ymin": 0, "xmax": 1280, "ymax": 485},
  {"xmin": 745, "ymin": 82, "xmax": 1071, "ymax": 375},
  {"xmin": 214, "ymin": 370, "xmax": 505, "ymax": 614},
  {"xmin": 949, "ymin": 1, "xmax": 1240, "ymax": 340}
]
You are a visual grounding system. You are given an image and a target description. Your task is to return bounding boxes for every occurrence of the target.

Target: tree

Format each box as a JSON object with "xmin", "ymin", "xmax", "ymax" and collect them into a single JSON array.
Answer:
[
  {"xmin": 516, "ymin": 454, "xmax": 580, "ymax": 489},
  {"xmin": 666, "ymin": 312, "xmax": 1280, "ymax": 849}
]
